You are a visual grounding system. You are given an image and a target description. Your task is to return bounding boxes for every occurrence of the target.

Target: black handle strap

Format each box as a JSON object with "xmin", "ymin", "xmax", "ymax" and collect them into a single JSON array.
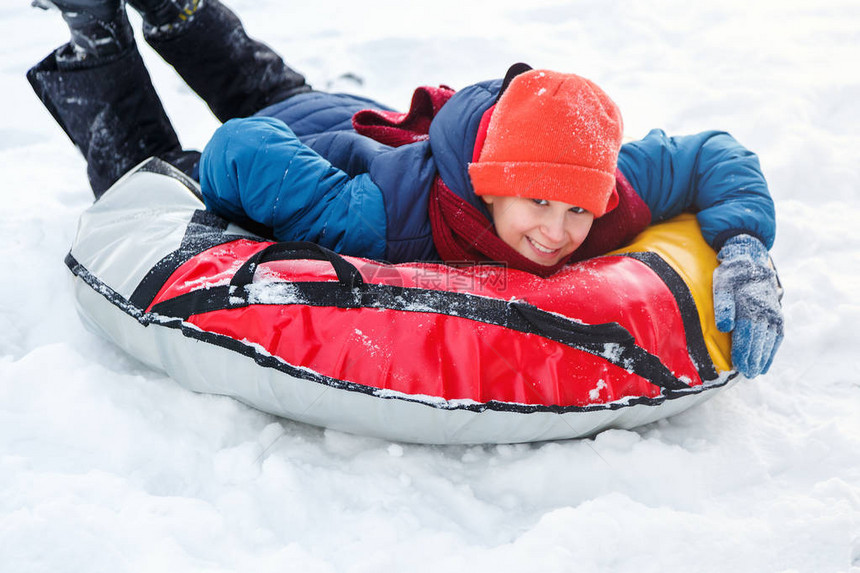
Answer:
[
  {"xmin": 230, "ymin": 241, "xmax": 365, "ymax": 296},
  {"xmin": 512, "ymin": 302, "xmax": 690, "ymax": 391}
]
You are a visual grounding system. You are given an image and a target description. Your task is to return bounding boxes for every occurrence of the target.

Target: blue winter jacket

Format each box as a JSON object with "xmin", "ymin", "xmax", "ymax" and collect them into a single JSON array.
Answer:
[{"xmin": 199, "ymin": 79, "xmax": 775, "ymax": 262}]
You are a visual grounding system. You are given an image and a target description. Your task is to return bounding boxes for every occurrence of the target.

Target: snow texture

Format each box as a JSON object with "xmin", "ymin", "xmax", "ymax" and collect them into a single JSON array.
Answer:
[{"xmin": 2, "ymin": 1, "xmax": 859, "ymax": 571}]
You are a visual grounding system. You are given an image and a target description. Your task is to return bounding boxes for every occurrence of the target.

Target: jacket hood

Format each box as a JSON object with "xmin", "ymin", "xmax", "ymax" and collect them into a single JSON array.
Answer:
[{"xmin": 428, "ymin": 78, "xmax": 502, "ymax": 216}]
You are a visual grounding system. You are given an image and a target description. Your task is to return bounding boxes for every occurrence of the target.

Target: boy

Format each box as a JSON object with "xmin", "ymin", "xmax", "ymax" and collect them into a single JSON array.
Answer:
[{"xmin": 28, "ymin": 0, "xmax": 783, "ymax": 377}]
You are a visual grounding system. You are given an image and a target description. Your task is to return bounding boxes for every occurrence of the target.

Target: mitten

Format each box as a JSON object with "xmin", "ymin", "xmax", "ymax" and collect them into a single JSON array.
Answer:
[{"xmin": 713, "ymin": 234, "xmax": 784, "ymax": 377}]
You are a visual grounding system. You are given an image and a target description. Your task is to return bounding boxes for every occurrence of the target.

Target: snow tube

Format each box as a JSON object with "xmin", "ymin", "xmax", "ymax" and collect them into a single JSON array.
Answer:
[{"xmin": 66, "ymin": 159, "xmax": 738, "ymax": 444}]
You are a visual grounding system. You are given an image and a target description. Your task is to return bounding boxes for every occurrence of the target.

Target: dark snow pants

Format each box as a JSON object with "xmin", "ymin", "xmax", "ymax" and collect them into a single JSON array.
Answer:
[{"xmin": 27, "ymin": 0, "xmax": 310, "ymax": 198}]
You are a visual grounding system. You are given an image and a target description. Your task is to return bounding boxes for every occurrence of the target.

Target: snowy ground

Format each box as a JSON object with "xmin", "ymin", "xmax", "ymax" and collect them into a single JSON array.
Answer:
[{"xmin": 2, "ymin": 0, "xmax": 859, "ymax": 571}]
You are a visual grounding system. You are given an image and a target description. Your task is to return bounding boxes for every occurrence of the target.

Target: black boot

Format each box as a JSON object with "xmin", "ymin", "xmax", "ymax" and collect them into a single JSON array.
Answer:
[
  {"xmin": 129, "ymin": 0, "xmax": 311, "ymax": 121},
  {"xmin": 27, "ymin": 48, "xmax": 198, "ymax": 198},
  {"xmin": 32, "ymin": 0, "xmax": 134, "ymax": 65}
]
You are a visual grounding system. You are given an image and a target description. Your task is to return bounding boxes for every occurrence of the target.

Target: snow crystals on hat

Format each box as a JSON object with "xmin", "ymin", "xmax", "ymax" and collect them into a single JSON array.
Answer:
[{"xmin": 468, "ymin": 69, "xmax": 623, "ymax": 217}]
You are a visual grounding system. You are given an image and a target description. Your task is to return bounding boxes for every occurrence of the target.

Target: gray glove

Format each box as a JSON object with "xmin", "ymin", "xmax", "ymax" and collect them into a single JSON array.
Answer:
[{"xmin": 713, "ymin": 234, "xmax": 784, "ymax": 377}]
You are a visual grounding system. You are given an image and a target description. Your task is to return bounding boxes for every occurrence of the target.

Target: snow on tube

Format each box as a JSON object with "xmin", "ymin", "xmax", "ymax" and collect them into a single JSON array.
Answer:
[{"xmin": 66, "ymin": 158, "xmax": 739, "ymax": 444}]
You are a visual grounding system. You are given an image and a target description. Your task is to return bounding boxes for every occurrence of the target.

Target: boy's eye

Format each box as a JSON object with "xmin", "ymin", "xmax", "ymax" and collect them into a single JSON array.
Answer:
[{"xmin": 530, "ymin": 199, "xmax": 586, "ymax": 214}]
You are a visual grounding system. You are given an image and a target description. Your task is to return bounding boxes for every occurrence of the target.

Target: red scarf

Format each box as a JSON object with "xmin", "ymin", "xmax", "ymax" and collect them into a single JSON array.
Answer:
[
  {"xmin": 428, "ymin": 171, "xmax": 650, "ymax": 277},
  {"xmin": 353, "ymin": 86, "xmax": 651, "ymax": 277}
]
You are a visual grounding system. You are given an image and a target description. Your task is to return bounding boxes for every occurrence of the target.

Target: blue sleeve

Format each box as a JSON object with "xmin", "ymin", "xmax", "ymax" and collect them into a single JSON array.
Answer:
[
  {"xmin": 617, "ymin": 129, "xmax": 776, "ymax": 249},
  {"xmin": 198, "ymin": 117, "xmax": 387, "ymax": 259}
]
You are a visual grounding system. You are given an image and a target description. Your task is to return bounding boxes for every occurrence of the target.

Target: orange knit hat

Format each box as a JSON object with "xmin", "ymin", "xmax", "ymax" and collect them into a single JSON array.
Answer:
[{"xmin": 468, "ymin": 69, "xmax": 623, "ymax": 217}]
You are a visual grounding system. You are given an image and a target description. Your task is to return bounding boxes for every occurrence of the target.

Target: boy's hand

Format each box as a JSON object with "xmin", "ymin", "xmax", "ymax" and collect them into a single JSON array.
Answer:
[{"xmin": 713, "ymin": 234, "xmax": 784, "ymax": 378}]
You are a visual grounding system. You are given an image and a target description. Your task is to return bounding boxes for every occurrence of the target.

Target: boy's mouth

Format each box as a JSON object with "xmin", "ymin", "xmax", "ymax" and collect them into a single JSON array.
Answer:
[{"xmin": 527, "ymin": 236, "xmax": 562, "ymax": 256}]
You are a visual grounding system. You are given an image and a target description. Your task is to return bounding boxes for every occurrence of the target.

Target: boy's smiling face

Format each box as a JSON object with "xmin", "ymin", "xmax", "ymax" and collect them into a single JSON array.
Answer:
[{"xmin": 481, "ymin": 195, "xmax": 595, "ymax": 266}]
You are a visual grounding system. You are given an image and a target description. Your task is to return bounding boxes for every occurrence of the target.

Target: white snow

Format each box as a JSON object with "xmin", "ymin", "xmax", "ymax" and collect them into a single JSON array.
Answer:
[{"xmin": 2, "ymin": 1, "xmax": 859, "ymax": 571}]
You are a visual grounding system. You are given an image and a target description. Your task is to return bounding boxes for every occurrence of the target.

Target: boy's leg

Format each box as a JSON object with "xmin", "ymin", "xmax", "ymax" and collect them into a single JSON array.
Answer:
[
  {"xmin": 28, "ymin": 21, "xmax": 196, "ymax": 197},
  {"xmin": 129, "ymin": 0, "xmax": 311, "ymax": 122}
]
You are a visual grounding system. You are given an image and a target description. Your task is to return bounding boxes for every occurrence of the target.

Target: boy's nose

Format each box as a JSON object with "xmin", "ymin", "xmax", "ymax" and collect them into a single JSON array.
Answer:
[{"xmin": 541, "ymin": 215, "xmax": 567, "ymax": 243}]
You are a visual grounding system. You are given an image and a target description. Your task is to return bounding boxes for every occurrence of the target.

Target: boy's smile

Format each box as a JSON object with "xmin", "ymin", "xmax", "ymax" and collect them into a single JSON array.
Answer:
[{"xmin": 481, "ymin": 195, "xmax": 595, "ymax": 266}]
